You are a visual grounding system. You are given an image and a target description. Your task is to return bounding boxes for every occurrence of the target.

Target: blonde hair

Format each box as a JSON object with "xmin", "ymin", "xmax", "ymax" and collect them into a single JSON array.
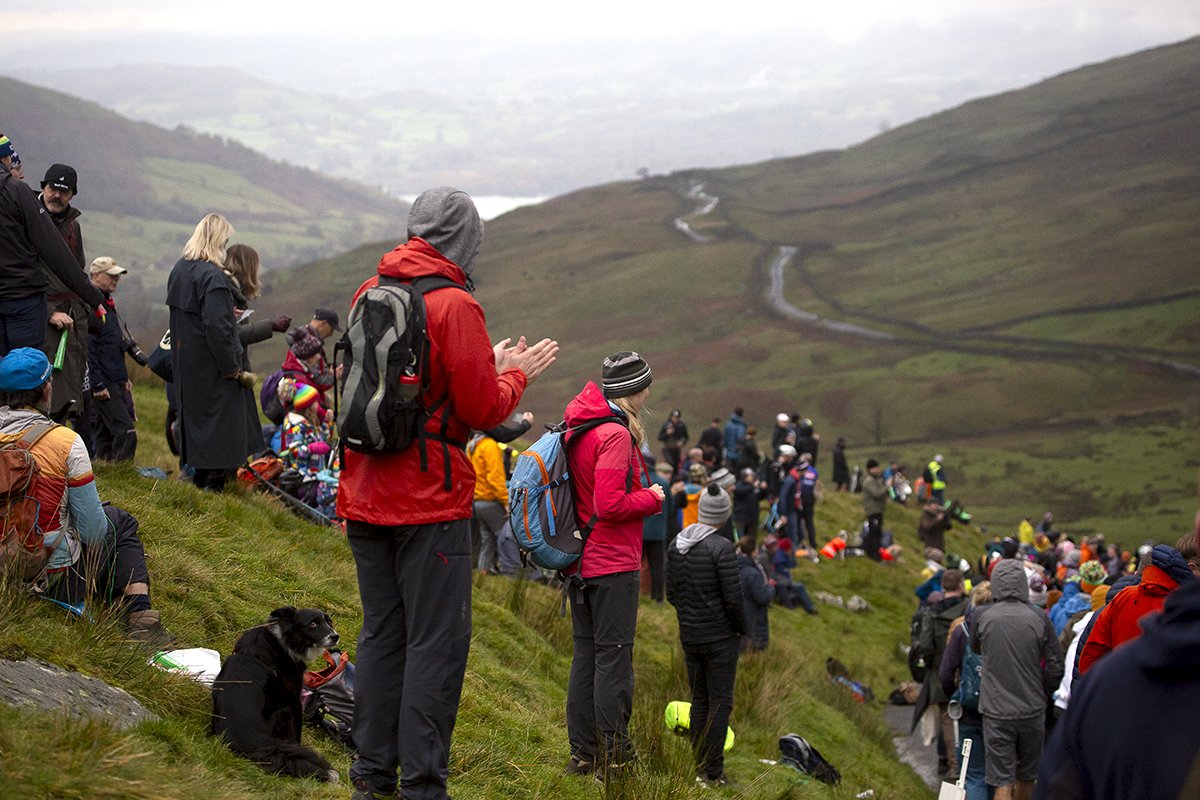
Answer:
[
  {"xmin": 971, "ymin": 581, "xmax": 992, "ymax": 606},
  {"xmin": 610, "ymin": 396, "xmax": 647, "ymax": 446},
  {"xmin": 182, "ymin": 213, "xmax": 234, "ymax": 265},
  {"xmin": 224, "ymin": 243, "xmax": 261, "ymax": 299}
]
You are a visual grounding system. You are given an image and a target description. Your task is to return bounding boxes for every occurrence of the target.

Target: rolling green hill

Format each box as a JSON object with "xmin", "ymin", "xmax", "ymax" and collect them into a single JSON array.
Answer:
[
  {"xmin": 0, "ymin": 76, "xmax": 407, "ymax": 282},
  {"xmin": 256, "ymin": 37, "xmax": 1200, "ymax": 543}
]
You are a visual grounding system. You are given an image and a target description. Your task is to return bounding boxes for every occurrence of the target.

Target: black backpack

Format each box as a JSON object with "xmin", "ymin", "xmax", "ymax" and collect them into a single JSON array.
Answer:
[
  {"xmin": 334, "ymin": 275, "xmax": 465, "ymax": 480},
  {"xmin": 778, "ymin": 733, "xmax": 841, "ymax": 785}
]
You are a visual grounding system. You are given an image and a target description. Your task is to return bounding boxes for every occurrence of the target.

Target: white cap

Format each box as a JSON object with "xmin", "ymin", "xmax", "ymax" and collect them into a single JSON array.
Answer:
[{"xmin": 777, "ymin": 413, "xmax": 789, "ymax": 423}]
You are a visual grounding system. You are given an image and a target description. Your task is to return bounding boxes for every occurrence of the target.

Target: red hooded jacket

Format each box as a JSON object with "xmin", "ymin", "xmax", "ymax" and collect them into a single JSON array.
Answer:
[
  {"xmin": 1078, "ymin": 564, "xmax": 1177, "ymax": 674},
  {"xmin": 336, "ymin": 238, "xmax": 526, "ymax": 525},
  {"xmin": 564, "ymin": 382, "xmax": 662, "ymax": 579}
]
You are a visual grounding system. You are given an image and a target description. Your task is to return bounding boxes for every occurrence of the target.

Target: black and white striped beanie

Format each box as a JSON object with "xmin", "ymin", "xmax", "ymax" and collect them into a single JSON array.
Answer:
[{"xmin": 601, "ymin": 351, "xmax": 652, "ymax": 399}]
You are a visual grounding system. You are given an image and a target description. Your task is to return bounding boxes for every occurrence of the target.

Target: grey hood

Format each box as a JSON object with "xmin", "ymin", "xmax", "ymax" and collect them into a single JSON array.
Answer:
[
  {"xmin": 991, "ymin": 559, "xmax": 1030, "ymax": 603},
  {"xmin": 406, "ymin": 187, "xmax": 484, "ymax": 274},
  {"xmin": 675, "ymin": 523, "xmax": 717, "ymax": 555}
]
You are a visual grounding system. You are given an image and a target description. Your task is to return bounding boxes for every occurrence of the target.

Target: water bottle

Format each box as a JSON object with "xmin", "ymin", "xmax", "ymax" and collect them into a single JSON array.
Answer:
[{"xmin": 397, "ymin": 363, "xmax": 419, "ymax": 400}]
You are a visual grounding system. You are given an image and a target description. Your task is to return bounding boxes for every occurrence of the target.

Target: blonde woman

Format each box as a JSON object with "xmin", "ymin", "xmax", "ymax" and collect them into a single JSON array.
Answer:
[
  {"xmin": 166, "ymin": 214, "xmax": 259, "ymax": 490},
  {"xmin": 561, "ymin": 351, "xmax": 665, "ymax": 779}
]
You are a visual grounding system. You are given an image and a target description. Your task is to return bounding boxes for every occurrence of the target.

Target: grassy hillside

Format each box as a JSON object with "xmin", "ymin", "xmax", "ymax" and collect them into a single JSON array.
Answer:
[
  {"xmin": 0, "ymin": 76, "xmax": 407, "ymax": 284},
  {"xmin": 0, "ymin": 383, "xmax": 986, "ymax": 799},
  {"xmin": 254, "ymin": 38, "xmax": 1200, "ymax": 549}
]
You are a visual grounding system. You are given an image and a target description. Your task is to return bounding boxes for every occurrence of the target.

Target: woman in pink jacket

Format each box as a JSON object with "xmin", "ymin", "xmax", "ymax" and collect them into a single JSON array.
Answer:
[{"xmin": 561, "ymin": 352, "xmax": 665, "ymax": 779}]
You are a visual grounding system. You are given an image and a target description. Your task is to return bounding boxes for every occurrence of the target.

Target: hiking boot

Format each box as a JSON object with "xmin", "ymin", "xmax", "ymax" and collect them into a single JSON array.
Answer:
[
  {"xmin": 593, "ymin": 758, "xmax": 636, "ymax": 783},
  {"xmin": 696, "ymin": 773, "xmax": 738, "ymax": 789},
  {"xmin": 349, "ymin": 785, "xmax": 399, "ymax": 800},
  {"xmin": 561, "ymin": 756, "xmax": 594, "ymax": 776},
  {"xmin": 349, "ymin": 778, "xmax": 400, "ymax": 799},
  {"xmin": 125, "ymin": 610, "xmax": 178, "ymax": 650}
]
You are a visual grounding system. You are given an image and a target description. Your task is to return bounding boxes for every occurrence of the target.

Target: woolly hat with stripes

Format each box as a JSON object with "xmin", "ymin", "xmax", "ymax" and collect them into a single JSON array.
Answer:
[{"xmin": 601, "ymin": 351, "xmax": 652, "ymax": 399}]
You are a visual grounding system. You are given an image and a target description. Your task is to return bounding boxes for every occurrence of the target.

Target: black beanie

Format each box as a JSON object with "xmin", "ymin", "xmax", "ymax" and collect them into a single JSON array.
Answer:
[
  {"xmin": 602, "ymin": 351, "xmax": 652, "ymax": 399},
  {"xmin": 866, "ymin": 458, "xmax": 879, "ymax": 469}
]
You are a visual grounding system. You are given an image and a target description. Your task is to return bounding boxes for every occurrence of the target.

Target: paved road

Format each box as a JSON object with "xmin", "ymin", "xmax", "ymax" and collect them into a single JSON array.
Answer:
[{"xmin": 883, "ymin": 703, "xmax": 941, "ymax": 792}]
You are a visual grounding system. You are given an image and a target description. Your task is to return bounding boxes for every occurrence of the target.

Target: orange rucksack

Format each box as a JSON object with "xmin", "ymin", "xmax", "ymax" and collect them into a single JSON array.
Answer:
[{"xmin": 0, "ymin": 422, "xmax": 58, "ymax": 582}]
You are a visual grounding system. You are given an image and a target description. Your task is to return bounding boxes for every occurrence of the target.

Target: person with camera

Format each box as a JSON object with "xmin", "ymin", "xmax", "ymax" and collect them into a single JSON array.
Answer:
[{"xmin": 87, "ymin": 256, "xmax": 137, "ymax": 462}]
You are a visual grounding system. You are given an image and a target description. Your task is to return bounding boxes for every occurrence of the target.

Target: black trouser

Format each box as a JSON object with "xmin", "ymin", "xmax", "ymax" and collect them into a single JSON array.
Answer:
[
  {"xmin": 347, "ymin": 519, "xmax": 471, "ymax": 800},
  {"xmin": 683, "ymin": 636, "xmax": 739, "ymax": 780},
  {"xmin": 866, "ymin": 513, "xmax": 883, "ymax": 561},
  {"xmin": 48, "ymin": 509, "xmax": 149, "ymax": 608},
  {"xmin": 0, "ymin": 294, "xmax": 48, "ymax": 354},
  {"xmin": 92, "ymin": 389, "xmax": 137, "ymax": 462},
  {"xmin": 799, "ymin": 502, "xmax": 817, "ymax": 550},
  {"xmin": 644, "ymin": 539, "xmax": 665, "ymax": 601},
  {"xmin": 567, "ymin": 571, "xmax": 639, "ymax": 766}
]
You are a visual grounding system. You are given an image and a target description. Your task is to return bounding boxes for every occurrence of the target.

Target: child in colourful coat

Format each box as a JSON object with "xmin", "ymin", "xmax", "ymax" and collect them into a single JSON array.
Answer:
[{"xmin": 277, "ymin": 376, "xmax": 337, "ymax": 517}]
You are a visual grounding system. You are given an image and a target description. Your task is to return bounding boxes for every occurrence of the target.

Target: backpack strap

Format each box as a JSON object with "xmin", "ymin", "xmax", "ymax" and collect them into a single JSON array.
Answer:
[
  {"xmin": 405, "ymin": 275, "xmax": 470, "ymax": 491},
  {"xmin": 17, "ymin": 421, "xmax": 58, "ymax": 450}
]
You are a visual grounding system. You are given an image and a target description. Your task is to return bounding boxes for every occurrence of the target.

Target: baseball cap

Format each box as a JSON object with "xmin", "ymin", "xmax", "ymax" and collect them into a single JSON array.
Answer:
[
  {"xmin": 313, "ymin": 307, "xmax": 341, "ymax": 331},
  {"xmin": 88, "ymin": 257, "xmax": 127, "ymax": 276}
]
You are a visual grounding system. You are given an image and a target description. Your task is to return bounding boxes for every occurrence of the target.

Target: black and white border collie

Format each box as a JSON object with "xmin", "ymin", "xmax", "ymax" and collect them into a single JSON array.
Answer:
[{"xmin": 211, "ymin": 606, "xmax": 340, "ymax": 782}]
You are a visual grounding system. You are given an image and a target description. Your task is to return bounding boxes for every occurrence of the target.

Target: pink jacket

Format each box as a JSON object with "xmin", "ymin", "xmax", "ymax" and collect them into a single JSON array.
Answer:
[{"xmin": 564, "ymin": 382, "xmax": 661, "ymax": 578}]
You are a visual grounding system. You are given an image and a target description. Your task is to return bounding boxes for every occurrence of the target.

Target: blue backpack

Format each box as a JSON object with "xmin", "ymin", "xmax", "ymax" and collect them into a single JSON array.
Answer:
[
  {"xmin": 952, "ymin": 620, "xmax": 982, "ymax": 711},
  {"xmin": 508, "ymin": 416, "xmax": 626, "ymax": 572}
]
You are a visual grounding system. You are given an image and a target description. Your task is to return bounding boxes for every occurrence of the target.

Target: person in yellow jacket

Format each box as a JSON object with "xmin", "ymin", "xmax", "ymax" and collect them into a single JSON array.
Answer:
[
  {"xmin": 923, "ymin": 454, "xmax": 946, "ymax": 504},
  {"xmin": 470, "ymin": 432, "xmax": 509, "ymax": 575}
]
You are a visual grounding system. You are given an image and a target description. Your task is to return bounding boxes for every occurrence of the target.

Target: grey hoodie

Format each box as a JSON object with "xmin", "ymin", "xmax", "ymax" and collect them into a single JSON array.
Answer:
[
  {"xmin": 406, "ymin": 187, "xmax": 484, "ymax": 274},
  {"xmin": 970, "ymin": 559, "xmax": 1064, "ymax": 719}
]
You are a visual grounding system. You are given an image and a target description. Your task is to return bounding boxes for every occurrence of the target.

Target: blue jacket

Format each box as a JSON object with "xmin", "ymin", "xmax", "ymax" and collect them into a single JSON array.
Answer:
[
  {"xmin": 798, "ymin": 465, "xmax": 818, "ymax": 500},
  {"xmin": 778, "ymin": 469, "xmax": 799, "ymax": 515},
  {"xmin": 642, "ymin": 471, "xmax": 673, "ymax": 542},
  {"xmin": 723, "ymin": 413, "xmax": 746, "ymax": 461},
  {"xmin": 1049, "ymin": 581, "xmax": 1093, "ymax": 636},
  {"xmin": 772, "ymin": 548, "xmax": 797, "ymax": 582},
  {"xmin": 88, "ymin": 291, "xmax": 129, "ymax": 392}
]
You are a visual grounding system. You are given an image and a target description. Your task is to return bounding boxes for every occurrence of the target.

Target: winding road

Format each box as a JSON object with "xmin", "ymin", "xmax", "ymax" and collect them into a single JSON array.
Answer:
[{"xmin": 669, "ymin": 183, "xmax": 1200, "ymax": 379}]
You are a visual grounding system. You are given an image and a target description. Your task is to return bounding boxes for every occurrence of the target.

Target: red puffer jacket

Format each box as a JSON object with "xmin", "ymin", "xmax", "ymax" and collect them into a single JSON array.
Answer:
[
  {"xmin": 1078, "ymin": 564, "xmax": 1177, "ymax": 674},
  {"xmin": 336, "ymin": 238, "xmax": 526, "ymax": 525},
  {"xmin": 564, "ymin": 382, "xmax": 661, "ymax": 579}
]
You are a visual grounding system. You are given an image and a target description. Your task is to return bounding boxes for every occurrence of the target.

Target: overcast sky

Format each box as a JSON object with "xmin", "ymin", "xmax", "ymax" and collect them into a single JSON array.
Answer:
[{"xmin": 10, "ymin": 0, "xmax": 1200, "ymax": 42}]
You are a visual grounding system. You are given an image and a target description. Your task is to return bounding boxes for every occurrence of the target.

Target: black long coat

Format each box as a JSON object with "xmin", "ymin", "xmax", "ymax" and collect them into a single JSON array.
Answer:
[{"xmin": 166, "ymin": 257, "xmax": 260, "ymax": 470}]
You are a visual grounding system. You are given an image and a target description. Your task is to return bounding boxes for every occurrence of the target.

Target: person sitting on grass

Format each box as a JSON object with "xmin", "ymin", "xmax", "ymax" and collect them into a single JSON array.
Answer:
[
  {"xmin": 770, "ymin": 537, "xmax": 818, "ymax": 615},
  {"xmin": 0, "ymin": 347, "xmax": 174, "ymax": 648}
]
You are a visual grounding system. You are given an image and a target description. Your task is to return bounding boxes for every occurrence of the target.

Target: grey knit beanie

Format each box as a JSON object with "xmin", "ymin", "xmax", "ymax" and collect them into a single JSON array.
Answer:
[
  {"xmin": 601, "ymin": 351, "xmax": 652, "ymax": 399},
  {"xmin": 698, "ymin": 483, "xmax": 732, "ymax": 526}
]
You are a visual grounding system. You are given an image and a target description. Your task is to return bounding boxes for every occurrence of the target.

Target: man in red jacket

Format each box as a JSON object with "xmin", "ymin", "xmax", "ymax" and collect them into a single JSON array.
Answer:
[{"xmin": 337, "ymin": 187, "xmax": 557, "ymax": 800}]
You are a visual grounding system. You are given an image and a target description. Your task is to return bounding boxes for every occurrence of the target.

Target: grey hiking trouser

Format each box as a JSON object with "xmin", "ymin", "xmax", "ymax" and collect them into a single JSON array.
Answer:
[
  {"xmin": 347, "ymin": 519, "xmax": 472, "ymax": 800},
  {"xmin": 473, "ymin": 499, "xmax": 506, "ymax": 573},
  {"xmin": 566, "ymin": 570, "xmax": 639, "ymax": 766}
]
